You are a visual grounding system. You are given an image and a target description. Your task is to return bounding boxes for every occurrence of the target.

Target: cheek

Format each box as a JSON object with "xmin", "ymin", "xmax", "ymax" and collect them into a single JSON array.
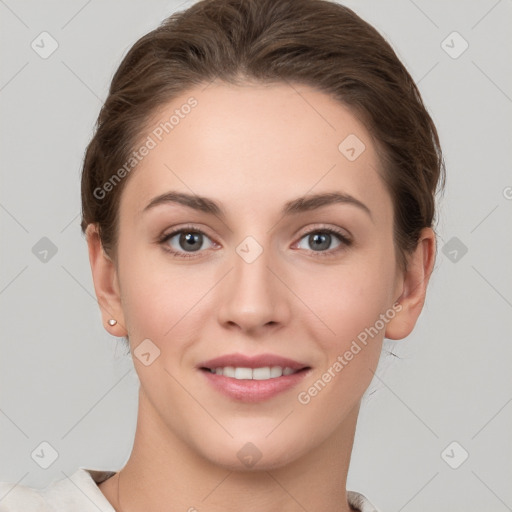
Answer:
[
  {"xmin": 292, "ymin": 260, "xmax": 395, "ymax": 431},
  {"xmin": 298, "ymin": 253, "xmax": 396, "ymax": 350},
  {"xmin": 118, "ymin": 243, "xmax": 216, "ymax": 347}
]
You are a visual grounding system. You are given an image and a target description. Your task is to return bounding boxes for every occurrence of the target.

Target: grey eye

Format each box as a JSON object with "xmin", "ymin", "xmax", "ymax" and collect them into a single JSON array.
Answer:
[
  {"xmin": 297, "ymin": 231, "xmax": 342, "ymax": 252},
  {"xmin": 166, "ymin": 230, "xmax": 214, "ymax": 253}
]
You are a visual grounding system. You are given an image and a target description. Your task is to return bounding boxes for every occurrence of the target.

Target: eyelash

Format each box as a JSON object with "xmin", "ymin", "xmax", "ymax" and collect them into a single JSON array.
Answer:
[{"xmin": 157, "ymin": 224, "xmax": 352, "ymax": 259}]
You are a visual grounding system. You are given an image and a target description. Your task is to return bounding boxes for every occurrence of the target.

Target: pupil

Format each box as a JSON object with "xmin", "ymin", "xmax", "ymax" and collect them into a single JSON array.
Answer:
[
  {"xmin": 180, "ymin": 232, "xmax": 202, "ymax": 251},
  {"xmin": 310, "ymin": 233, "xmax": 330, "ymax": 251}
]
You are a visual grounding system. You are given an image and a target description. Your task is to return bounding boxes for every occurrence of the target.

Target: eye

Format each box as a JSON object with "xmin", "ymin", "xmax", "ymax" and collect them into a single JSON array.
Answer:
[
  {"xmin": 295, "ymin": 227, "xmax": 352, "ymax": 256},
  {"xmin": 158, "ymin": 224, "xmax": 351, "ymax": 259},
  {"xmin": 159, "ymin": 226, "xmax": 217, "ymax": 258}
]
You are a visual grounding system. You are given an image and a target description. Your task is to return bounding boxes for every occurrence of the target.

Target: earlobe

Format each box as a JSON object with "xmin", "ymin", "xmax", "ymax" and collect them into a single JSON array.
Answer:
[
  {"xmin": 85, "ymin": 223, "xmax": 127, "ymax": 337},
  {"xmin": 385, "ymin": 228, "xmax": 436, "ymax": 340}
]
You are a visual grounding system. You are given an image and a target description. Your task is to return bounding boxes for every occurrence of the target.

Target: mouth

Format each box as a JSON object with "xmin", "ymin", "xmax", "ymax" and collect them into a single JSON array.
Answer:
[
  {"xmin": 197, "ymin": 353, "xmax": 312, "ymax": 402},
  {"xmin": 200, "ymin": 365, "xmax": 309, "ymax": 380}
]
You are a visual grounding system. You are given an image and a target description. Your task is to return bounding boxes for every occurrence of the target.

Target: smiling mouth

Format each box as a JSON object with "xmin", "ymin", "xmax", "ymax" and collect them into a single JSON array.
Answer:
[{"xmin": 200, "ymin": 366, "xmax": 310, "ymax": 380}]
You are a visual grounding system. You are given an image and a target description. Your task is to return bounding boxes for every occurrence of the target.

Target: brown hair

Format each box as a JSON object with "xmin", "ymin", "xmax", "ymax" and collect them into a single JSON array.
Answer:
[{"xmin": 80, "ymin": 0, "xmax": 444, "ymax": 270}]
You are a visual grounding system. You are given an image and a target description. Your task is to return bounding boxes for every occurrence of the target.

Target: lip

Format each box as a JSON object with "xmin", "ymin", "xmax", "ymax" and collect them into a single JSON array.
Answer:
[
  {"xmin": 197, "ymin": 352, "xmax": 311, "ymax": 403},
  {"xmin": 198, "ymin": 352, "xmax": 308, "ymax": 371}
]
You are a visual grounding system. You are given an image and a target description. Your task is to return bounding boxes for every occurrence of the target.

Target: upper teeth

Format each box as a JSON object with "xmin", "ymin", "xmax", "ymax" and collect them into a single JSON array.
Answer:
[{"xmin": 210, "ymin": 366, "xmax": 297, "ymax": 380}]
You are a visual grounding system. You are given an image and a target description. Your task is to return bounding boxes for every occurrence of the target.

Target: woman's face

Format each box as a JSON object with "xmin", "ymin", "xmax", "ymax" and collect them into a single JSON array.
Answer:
[{"xmin": 111, "ymin": 82, "xmax": 405, "ymax": 469}]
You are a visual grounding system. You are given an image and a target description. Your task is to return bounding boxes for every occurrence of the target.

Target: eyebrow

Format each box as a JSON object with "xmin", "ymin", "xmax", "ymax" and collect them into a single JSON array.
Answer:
[{"xmin": 143, "ymin": 191, "xmax": 372, "ymax": 220}]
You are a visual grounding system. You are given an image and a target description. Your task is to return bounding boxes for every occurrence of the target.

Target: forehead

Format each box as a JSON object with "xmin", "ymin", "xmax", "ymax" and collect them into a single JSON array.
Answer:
[{"xmin": 120, "ymin": 81, "xmax": 391, "ymax": 221}]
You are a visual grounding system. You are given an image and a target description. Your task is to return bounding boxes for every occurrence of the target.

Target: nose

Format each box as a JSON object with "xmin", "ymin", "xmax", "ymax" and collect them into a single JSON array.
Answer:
[{"xmin": 216, "ymin": 242, "xmax": 291, "ymax": 335}]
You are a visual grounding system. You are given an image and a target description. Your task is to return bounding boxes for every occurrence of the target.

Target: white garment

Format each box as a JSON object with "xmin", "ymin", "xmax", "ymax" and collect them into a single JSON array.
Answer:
[{"xmin": 0, "ymin": 467, "xmax": 381, "ymax": 512}]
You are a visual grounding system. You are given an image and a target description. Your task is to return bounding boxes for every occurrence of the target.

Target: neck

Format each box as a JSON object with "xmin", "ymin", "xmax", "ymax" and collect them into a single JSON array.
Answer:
[{"xmin": 101, "ymin": 389, "xmax": 361, "ymax": 512}]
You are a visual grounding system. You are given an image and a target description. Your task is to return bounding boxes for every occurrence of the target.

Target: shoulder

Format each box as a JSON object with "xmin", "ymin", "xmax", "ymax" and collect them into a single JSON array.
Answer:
[
  {"xmin": 0, "ymin": 468, "xmax": 117, "ymax": 512},
  {"xmin": 0, "ymin": 480, "xmax": 48, "ymax": 512}
]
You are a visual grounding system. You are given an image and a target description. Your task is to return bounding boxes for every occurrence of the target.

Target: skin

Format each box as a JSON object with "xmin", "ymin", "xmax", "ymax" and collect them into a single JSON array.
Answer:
[{"xmin": 86, "ymin": 81, "xmax": 435, "ymax": 512}]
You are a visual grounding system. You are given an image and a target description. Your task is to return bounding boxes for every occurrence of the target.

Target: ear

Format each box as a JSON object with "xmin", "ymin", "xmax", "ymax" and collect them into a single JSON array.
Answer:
[
  {"xmin": 85, "ymin": 223, "xmax": 127, "ymax": 337},
  {"xmin": 385, "ymin": 227, "xmax": 436, "ymax": 340}
]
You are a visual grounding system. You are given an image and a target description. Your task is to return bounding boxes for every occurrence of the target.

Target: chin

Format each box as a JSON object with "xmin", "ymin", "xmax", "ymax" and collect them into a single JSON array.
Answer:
[{"xmin": 196, "ymin": 432, "xmax": 311, "ymax": 472}]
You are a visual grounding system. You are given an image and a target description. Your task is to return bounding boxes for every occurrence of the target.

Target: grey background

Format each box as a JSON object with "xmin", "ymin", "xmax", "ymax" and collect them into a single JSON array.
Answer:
[{"xmin": 1, "ymin": 0, "xmax": 511, "ymax": 510}]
